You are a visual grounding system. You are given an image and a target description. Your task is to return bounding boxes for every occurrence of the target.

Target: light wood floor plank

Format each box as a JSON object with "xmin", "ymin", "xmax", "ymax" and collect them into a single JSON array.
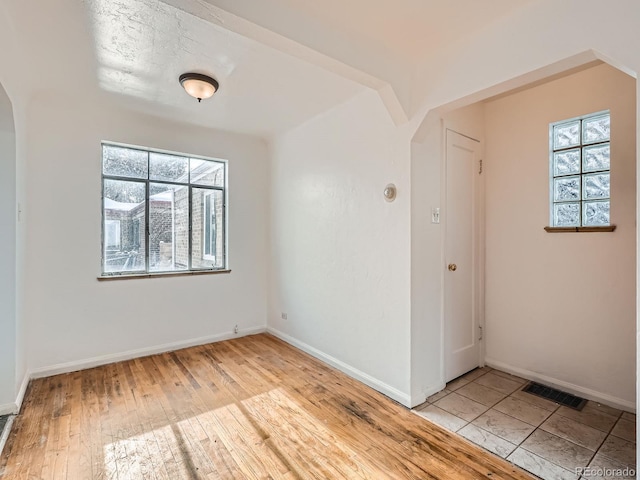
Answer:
[{"xmin": 0, "ymin": 334, "xmax": 534, "ymax": 479}]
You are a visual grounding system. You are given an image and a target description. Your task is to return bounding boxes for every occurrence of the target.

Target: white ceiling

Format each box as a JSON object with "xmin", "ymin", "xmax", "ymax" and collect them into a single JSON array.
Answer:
[
  {"xmin": 202, "ymin": 0, "xmax": 536, "ymax": 64},
  {"xmin": 84, "ymin": 0, "xmax": 365, "ymax": 138},
  {"xmin": 2, "ymin": 0, "xmax": 536, "ymax": 139}
]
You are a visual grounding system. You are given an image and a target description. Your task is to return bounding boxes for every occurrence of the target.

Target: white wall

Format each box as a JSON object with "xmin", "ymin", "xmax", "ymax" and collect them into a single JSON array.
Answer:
[
  {"xmin": 410, "ymin": 104, "xmax": 485, "ymax": 403},
  {"xmin": 269, "ymin": 89, "xmax": 413, "ymax": 404},
  {"xmin": 269, "ymin": 94, "xmax": 486, "ymax": 407},
  {"xmin": 0, "ymin": 87, "xmax": 16, "ymax": 410},
  {"xmin": 483, "ymin": 64, "xmax": 636, "ymax": 407},
  {"xmin": 14, "ymin": 103, "xmax": 28, "ymax": 408},
  {"xmin": 21, "ymin": 91, "xmax": 269, "ymax": 373}
]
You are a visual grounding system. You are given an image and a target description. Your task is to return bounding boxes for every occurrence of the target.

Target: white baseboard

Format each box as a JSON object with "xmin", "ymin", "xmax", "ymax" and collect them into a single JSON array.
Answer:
[
  {"xmin": 422, "ymin": 382, "xmax": 447, "ymax": 402},
  {"xmin": 267, "ymin": 327, "xmax": 411, "ymax": 407},
  {"xmin": 13, "ymin": 372, "xmax": 30, "ymax": 413},
  {"xmin": 0, "ymin": 372, "xmax": 30, "ymax": 415},
  {"xmin": 7, "ymin": 327, "xmax": 266, "ymax": 416},
  {"xmin": 29, "ymin": 326, "xmax": 267, "ymax": 379},
  {"xmin": 409, "ymin": 383, "xmax": 447, "ymax": 409},
  {"xmin": 410, "ymin": 393, "xmax": 428, "ymax": 408},
  {"xmin": 485, "ymin": 358, "xmax": 636, "ymax": 412}
]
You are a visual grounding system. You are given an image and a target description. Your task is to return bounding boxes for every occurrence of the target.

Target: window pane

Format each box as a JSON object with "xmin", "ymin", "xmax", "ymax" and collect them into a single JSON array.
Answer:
[
  {"xmin": 105, "ymin": 220, "xmax": 121, "ymax": 248},
  {"xmin": 583, "ymin": 173, "xmax": 610, "ymax": 200},
  {"xmin": 554, "ymin": 176, "xmax": 580, "ymax": 202},
  {"xmin": 553, "ymin": 121, "xmax": 580, "ymax": 149},
  {"xmin": 192, "ymin": 188, "xmax": 224, "ymax": 269},
  {"xmin": 149, "ymin": 152, "xmax": 189, "ymax": 183},
  {"xmin": 553, "ymin": 149, "xmax": 580, "ymax": 176},
  {"xmin": 554, "ymin": 202, "xmax": 580, "ymax": 227},
  {"xmin": 103, "ymin": 145, "xmax": 148, "ymax": 179},
  {"xmin": 583, "ymin": 144, "xmax": 610, "ymax": 172},
  {"xmin": 583, "ymin": 114, "xmax": 610, "ymax": 144},
  {"xmin": 148, "ymin": 183, "xmax": 189, "ymax": 272},
  {"xmin": 583, "ymin": 200, "xmax": 610, "ymax": 226},
  {"xmin": 190, "ymin": 158, "xmax": 225, "ymax": 187},
  {"xmin": 103, "ymin": 179, "xmax": 146, "ymax": 273}
]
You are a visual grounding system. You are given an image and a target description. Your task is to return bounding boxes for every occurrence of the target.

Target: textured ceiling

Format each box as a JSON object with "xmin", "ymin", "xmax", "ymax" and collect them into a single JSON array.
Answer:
[
  {"xmin": 84, "ymin": 0, "xmax": 365, "ymax": 137},
  {"xmin": 1, "ymin": 0, "xmax": 536, "ymax": 138}
]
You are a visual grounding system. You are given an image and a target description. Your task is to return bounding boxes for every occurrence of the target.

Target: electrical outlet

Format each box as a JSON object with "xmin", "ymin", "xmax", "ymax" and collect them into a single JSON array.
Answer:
[
  {"xmin": 281, "ymin": 312, "xmax": 288, "ymax": 320},
  {"xmin": 234, "ymin": 324, "xmax": 238, "ymax": 334}
]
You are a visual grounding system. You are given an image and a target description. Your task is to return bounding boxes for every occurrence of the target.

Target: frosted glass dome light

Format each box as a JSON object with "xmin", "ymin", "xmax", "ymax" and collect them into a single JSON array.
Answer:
[{"xmin": 179, "ymin": 73, "xmax": 219, "ymax": 103}]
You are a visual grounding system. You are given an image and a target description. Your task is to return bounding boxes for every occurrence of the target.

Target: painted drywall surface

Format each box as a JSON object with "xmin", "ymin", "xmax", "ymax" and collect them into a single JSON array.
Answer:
[
  {"xmin": 269, "ymin": 95, "xmax": 485, "ymax": 406},
  {"xmin": 269, "ymin": 89, "xmax": 412, "ymax": 402},
  {"xmin": 21, "ymin": 92, "xmax": 269, "ymax": 371},
  {"xmin": 409, "ymin": 114, "xmax": 444, "ymax": 404},
  {"xmin": 410, "ymin": 104, "xmax": 485, "ymax": 403},
  {"xmin": 14, "ymin": 103, "xmax": 28, "ymax": 404},
  {"xmin": 0, "ymin": 126, "xmax": 16, "ymax": 407},
  {"xmin": 484, "ymin": 64, "xmax": 636, "ymax": 404}
]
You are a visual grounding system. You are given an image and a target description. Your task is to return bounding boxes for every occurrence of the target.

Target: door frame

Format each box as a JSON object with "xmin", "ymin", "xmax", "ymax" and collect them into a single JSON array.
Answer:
[{"xmin": 441, "ymin": 126, "xmax": 486, "ymax": 382}]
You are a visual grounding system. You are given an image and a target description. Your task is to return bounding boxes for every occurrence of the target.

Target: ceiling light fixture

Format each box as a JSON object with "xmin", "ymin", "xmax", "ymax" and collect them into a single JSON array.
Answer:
[{"xmin": 179, "ymin": 73, "xmax": 219, "ymax": 103}]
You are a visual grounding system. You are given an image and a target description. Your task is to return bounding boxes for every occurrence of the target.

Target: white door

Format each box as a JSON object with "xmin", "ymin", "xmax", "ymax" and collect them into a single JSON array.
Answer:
[{"xmin": 445, "ymin": 129, "xmax": 482, "ymax": 382}]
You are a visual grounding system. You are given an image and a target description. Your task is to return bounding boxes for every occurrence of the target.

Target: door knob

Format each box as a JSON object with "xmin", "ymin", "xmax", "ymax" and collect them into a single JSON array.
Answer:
[{"xmin": 448, "ymin": 263, "xmax": 457, "ymax": 271}]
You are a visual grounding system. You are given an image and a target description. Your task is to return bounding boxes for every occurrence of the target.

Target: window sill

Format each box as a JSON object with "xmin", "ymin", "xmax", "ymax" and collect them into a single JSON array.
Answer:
[
  {"xmin": 544, "ymin": 226, "xmax": 616, "ymax": 233},
  {"xmin": 97, "ymin": 269, "xmax": 231, "ymax": 281}
]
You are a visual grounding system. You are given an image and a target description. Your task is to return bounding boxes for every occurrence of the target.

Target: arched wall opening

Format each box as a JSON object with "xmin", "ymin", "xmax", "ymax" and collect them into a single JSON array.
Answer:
[
  {"xmin": 0, "ymin": 81, "xmax": 17, "ymax": 413},
  {"xmin": 410, "ymin": 52, "xmax": 637, "ymax": 414}
]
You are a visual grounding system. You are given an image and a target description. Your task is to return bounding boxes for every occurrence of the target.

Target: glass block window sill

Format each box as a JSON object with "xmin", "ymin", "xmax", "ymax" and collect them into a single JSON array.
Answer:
[
  {"xmin": 544, "ymin": 226, "xmax": 616, "ymax": 233},
  {"xmin": 98, "ymin": 269, "xmax": 231, "ymax": 281}
]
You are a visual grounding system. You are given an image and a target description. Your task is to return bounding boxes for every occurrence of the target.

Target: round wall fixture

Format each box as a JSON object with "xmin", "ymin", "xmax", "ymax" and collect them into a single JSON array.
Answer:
[{"xmin": 383, "ymin": 183, "xmax": 397, "ymax": 202}]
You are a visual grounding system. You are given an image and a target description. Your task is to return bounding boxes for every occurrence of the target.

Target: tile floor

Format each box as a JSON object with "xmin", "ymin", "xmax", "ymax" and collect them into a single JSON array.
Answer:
[{"xmin": 413, "ymin": 368, "xmax": 636, "ymax": 480}]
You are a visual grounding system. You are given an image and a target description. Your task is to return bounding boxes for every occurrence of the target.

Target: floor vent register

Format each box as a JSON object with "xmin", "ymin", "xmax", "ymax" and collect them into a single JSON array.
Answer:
[{"xmin": 522, "ymin": 382, "xmax": 587, "ymax": 410}]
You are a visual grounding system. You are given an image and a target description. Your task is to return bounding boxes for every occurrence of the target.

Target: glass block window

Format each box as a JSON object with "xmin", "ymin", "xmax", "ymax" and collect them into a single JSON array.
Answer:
[
  {"xmin": 102, "ymin": 143, "xmax": 227, "ymax": 276},
  {"xmin": 550, "ymin": 111, "xmax": 610, "ymax": 227}
]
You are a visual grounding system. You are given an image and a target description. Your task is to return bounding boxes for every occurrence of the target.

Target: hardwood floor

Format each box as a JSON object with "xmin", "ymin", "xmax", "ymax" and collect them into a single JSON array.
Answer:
[{"xmin": 0, "ymin": 334, "xmax": 533, "ymax": 479}]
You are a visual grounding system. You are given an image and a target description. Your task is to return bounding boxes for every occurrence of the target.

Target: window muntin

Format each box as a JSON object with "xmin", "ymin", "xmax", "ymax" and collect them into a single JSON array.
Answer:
[
  {"xmin": 102, "ymin": 143, "xmax": 227, "ymax": 276},
  {"xmin": 550, "ymin": 111, "xmax": 610, "ymax": 227}
]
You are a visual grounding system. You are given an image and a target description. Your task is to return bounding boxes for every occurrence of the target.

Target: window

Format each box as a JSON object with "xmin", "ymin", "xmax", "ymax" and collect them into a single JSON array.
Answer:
[
  {"xmin": 101, "ymin": 143, "xmax": 227, "ymax": 276},
  {"xmin": 550, "ymin": 111, "xmax": 610, "ymax": 227}
]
